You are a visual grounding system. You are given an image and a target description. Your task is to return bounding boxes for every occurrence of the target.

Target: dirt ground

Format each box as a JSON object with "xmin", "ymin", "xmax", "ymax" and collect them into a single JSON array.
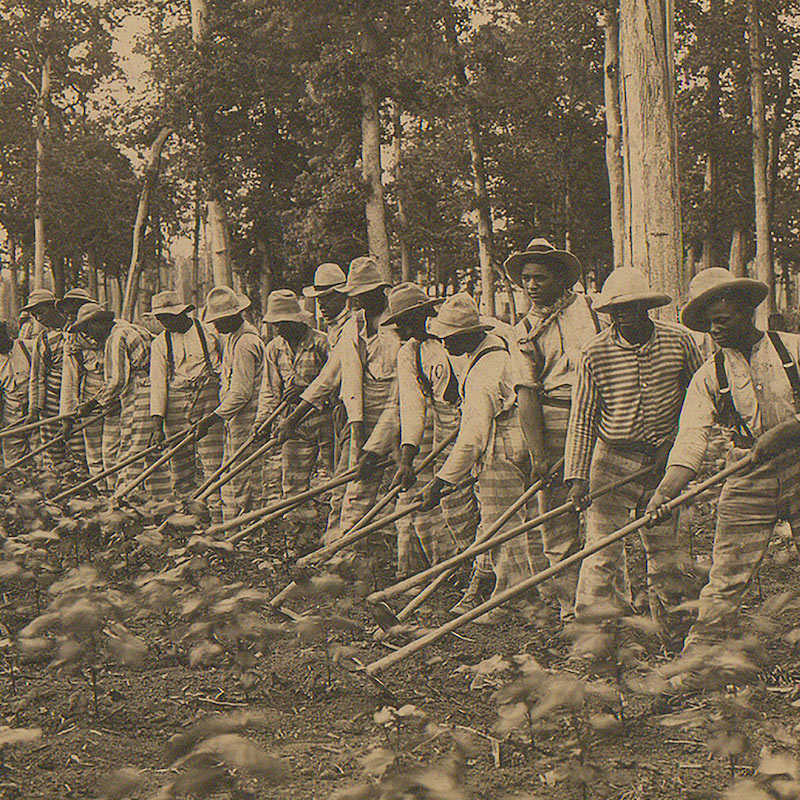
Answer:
[{"xmin": 1, "ymin": 476, "xmax": 800, "ymax": 800}]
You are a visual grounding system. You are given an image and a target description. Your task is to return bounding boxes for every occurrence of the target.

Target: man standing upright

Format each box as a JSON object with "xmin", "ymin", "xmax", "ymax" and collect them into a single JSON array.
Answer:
[
  {"xmin": 505, "ymin": 239, "xmax": 601, "ymax": 621},
  {"xmin": 647, "ymin": 268, "xmax": 800, "ymax": 683},
  {"xmin": 564, "ymin": 268, "xmax": 703, "ymax": 629},
  {"xmin": 0, "ymin": 323, "xmax": 31, "ymax": 466},
  {"xmin": 149, "ymin": 291, "xmax": 223, "ymax": 510},
  {"xmin": 303, "ymin": 263, "xmax": 350, "ymax": 348},
  {"xmin": 196, "ymin": 288, "xmax": 264, "ymax": 521}
]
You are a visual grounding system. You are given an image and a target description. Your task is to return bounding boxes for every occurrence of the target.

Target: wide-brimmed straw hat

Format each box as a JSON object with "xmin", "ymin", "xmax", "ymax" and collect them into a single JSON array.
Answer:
[
  {"xmin": 69, "ymin": 302, "xmax": 115, "ymax": 333},
  {"xmin": 150, "ymin": 290, "xmax": 194, "ymax": 317},
  {"xmin": 343, "ymin": 257, "xmax": 390, "ymax": 297},
  {"xmin": 591, "ymin": 268, "xmax": 672, "ymax": 313},
  {"xmin": 20, "ymin": 288, "xmax": 58, "ymax": 313},
  {"xmin": 204, "ymin": 287, "xmax": 252, "ymax": 322},
  {"xmin": 263, "ymin": 289, "xmax": 314, "ymax": 326},
  {"xmin": 303, "ymin": 263, "xmax": 348, "ymax": 298},
  {"xmin": 56, "ymin": 288, "xmax": 95, "ymax": 313},
  {"xmin": 382, "ymin": 283, "xmax": 441, "ymax": 326},
  {"xmin": 504, "ymin": 238, "xmax": 583, "ymax": 288},
  {"xmin": 427, "ymin": 293, "xmax": 493, "ymax": 339},
  {"xmin": 681, "ymin": 267, "xmax": 769, "ymax": 332}
]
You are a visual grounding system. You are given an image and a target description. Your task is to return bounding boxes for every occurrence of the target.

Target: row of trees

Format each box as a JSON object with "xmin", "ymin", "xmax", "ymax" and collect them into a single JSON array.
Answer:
[{"xmin": 1, "ymin": 0, "xmax": 799, "ymax": 320}]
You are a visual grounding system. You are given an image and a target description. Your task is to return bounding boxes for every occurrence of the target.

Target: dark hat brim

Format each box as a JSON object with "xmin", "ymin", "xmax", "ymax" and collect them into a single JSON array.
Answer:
[
  {"xmin": 382, "ymin": 298, "xmax": 442, "ymax": 327},
  {"xmin": 504, "ymin": 249, "xmax": 583, "ymax": 288},
  {"xmin": 69, "ymin": 310, "xmax": 115, "ymax": 332},
  {"xmin": 303, "ymin": 283, "xmax": 347, "ymax": 298},
  {"xmin": 592, "ymin": 292, "xmax": 673, "ymax": 313},
  {"xmin": 681, "ymin": 279, "xmax": 769, "ymax": 332}
]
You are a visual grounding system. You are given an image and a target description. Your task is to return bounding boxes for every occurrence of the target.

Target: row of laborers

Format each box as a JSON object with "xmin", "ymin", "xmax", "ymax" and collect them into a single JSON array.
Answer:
[{"xmin": 1, "ymin": 241, "xmax": 798, "ymax": 684}]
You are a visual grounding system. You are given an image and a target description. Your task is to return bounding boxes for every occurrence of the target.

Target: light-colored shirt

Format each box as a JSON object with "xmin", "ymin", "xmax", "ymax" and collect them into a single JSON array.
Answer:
[
  {"xmin": 215, "ymin": 321, "xmax": 265, "ymax": 420},
  {"xmin": 564, "ymin": 320, "xmax": 703, "ymax": 482},
  {"xmin": 512, "ymin": 294, "xmax": 602, "ymax": 399},
  {"xmin": 323, "ymin": 307, "xmax": 352, "ymax": 349},
  {"xmin": 668, "ymin": 332, "xmax": 800, "ymax": 474},
  {"xmin": 60, "ymin": 333, "xmax": 104, "ymax": 415},
  {"xmin": 0, "ymin": 341, "xmax": 32, "ymax": 399},
  {"xmin": 436, "ymin": 333, "xmax": 517, "ymax": 485},
  {"xmin": 28, "ymin": 329, "xmax": 65, "ymax": 412},
  {"xmin": 98, "ymin": 321, "xmax": 152, "ymax": 407},
  {"xmin": 256, "ymin": 328, "xmax": 329, "ymax": 424},
  {"xmin": 150, "ymin": 320, "xmax": 222, "ymax": 417}
]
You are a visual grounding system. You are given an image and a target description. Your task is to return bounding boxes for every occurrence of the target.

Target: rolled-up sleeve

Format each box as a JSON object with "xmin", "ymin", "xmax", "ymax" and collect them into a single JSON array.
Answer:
[
  {"xmin": 563, "ymin": 351, "xmax": 599, "ymax": 482},
  {"xmin": 28, "ymin": 337, "xmax": 45, "ymax": 412},
  {"xmin": 215, "ymin": 336, "xmax": 262, "ymax": 420},
  {"xmin": 255, "ymin": 342, "xmax": 282, "ymax": 425},
  {"xmin": 666, "ymin": 365, "xmax": 718, "ymax": 473},
  {"xmin": 397, "ymin": 342, "xmax": 427, "ymax": 450},
  {"xmin": 98, "ymin": 329, "xmax": 130, "ymax": 406},
  {"xmin": 149, "ymin": 335, "xmax": 168, "ymax": 417},
  {"xmin": 301, "ymin": 346, "xmax": 341, "ymax": 409},
  {"xmin": 364, "ymin": 378, "xmax": 400, "ymax": 455},
  {"xmin": 59, "ymin": 348, "xmax": 81, "ymax": 416},
  {"xmin": 338, "ymin": 325, "xmax": 364, "ymax": 424}
]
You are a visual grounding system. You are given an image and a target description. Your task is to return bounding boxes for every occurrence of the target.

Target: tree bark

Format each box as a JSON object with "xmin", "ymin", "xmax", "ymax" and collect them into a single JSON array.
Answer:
[
  {"xmin": 360, "ymin": 20, "xmax": 391, "ymax": 281},
  {"xmin": 256, "ymin": 236, "xmax": 273, "ymax": 314},
  {"xmin": 747, "ymin": 0, "xmax": 775, "ymax": 316},
  {"xmin": 619, "ymin": 0, "xmax": 685, "ymax": 309},
  {"xmin": 33, "ymin": 55, "xmax": 52, "ymax": 291},
  {"xmin": 729, "ymin": 227, "xmax": 746, "ymax": 276},
  {"xmin": 121, "ymin": 127, "xmax": 173, "ymax": 320},
  {"xmin": 7, "ymin": 238, "xmax": 19, "ymax": 322},
  {"xmin": 602, "ymin": 0, "xmax": 625, "ymax": 269},
  {"xmin": 191, "ymin": 178, "xmax": 202, "ymax": 308},
  {"xmin": 392, "ymin": 102, "xmax": 414, "ymax": 282},
  {"xmin": 700, "ymin": 0, "xmax": 721, "ymax": 269},
  {"xmin": 443, "ymin": 4, "xmax": 496, "ymax": 315},
  {"xmin": 191, "ymin": 0, "xmax": 233, "ymax": 287}
]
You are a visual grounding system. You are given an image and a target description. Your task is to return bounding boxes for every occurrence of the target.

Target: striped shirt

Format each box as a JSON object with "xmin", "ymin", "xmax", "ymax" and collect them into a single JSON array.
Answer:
[
  {"xmin": 98, "ymin": 321, "xmax": 152, "ymax": 406},
  {"xmin": 564, "ymin": 320, "xmax": 703, "ymax": 482},
  {"xmin": 256, "ymin": 327, "xmax": 329, "ymax": 424},
  {"xmin": 215, "ymin": 321, "xmax": 265, "ymax": 420},
  {"xmin": 28, "ymin": 329, "xmax": 65, "ymax": 412},
  {"xmin": 60, "ymin": 333, "xmax": 104, "ymax": 415}
]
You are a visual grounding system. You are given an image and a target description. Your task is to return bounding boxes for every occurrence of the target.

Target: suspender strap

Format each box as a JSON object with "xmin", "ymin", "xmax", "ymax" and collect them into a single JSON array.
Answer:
[
  {"xmin": 18, "ymin": 341, "xmax": 31, "ymax": 366},
  {"xmin": 521, "ymin": 316, "xmax": 532, "ymax": 334},
  {"xmin": 41, "ymin": 331, "xmax": 52, "ymax": 374},
  {"xmin": 714, "ymin": 349, "xmax": 755, "ymax": 445},
  {"xmin": 767, "ymin": 330, "xmax": 800, "ymax": 413},
  {"xmin": 415, "ymin": 341, "xmax": 434, "ymax": 399},
  {"xmin": 464, "ymin": 344, "xmax": 508, "ymax": 382},
  {"xmin": 587, "ymin": 304, "xmax": 602, "ymax": 334},
  {"xmin": 165, "ymin": 331, "xmax": 175, "ymax": 380},
  {"xmin": 193, "ymin": 319, "xmax": 215, "ymax": 373}
]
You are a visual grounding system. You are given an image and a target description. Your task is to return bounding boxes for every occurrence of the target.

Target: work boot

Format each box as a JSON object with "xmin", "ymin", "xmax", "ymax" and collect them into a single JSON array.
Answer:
[{"xmin": 450, "ymin": 567, "xmax": 495, "ymax": 616}]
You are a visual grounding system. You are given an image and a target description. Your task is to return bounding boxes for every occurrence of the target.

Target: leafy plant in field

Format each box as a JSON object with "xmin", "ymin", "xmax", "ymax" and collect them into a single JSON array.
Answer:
[
  {"xmin": 493, "ymin": 657, "xmax": 620, "ymax": 798},
  {"xmin": 0, "ymin": 726, "xmax": 42, "ymax": 776},
  {"xmin": 724, "ymin": 750, "xmax": 800, "ymax": 799},
  {"xmin": 16, "ymin": 564, "xmax": 146, "ymax": 716},
  {"xmin": 0, "ymin": 535, "xmax": 62, "ymax": 616}
]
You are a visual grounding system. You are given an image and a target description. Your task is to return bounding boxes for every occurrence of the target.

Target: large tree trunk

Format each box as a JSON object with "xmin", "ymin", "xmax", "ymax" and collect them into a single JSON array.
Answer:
[
  {"xmin": 191, "ymin": 0, "xmax": 233, "ymax": 287},
  {"xmin": 747, "ymin": 0, "xmax": 775, "ymax": 317},
  {"xmin": 33, "ymin": 55, "xmax": 52, "ymax": 291},
  {"xmin": 602, "ymin": 0, "xmax": 625, "ymax": 268},
  {"xmin": 360, "ymin": 20, "xmax": 391, "ymax": 281},
  {"xmin": 392, "ymin": 102, "xmax": 414, "ymax": 282},
  {"xmin": 121, "ymin": 128, "xmax": 172, "ymax": 320},
  {"xmin": 729, "ymin": 227, "xmax": 746, "ymax": 276},
  {"xmin": 443, "ymin": 4, "xmax": 496, "ymax": 315},
  {"xmin": 619, "ymin": 0, "xmax": 685, "ymax": 309}
]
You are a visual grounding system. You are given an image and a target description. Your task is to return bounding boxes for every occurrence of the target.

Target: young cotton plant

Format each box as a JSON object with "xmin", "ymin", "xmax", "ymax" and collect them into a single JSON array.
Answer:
[{"xmin": 16, "ymin": 564, "xmax": 147, "ymax": 717}]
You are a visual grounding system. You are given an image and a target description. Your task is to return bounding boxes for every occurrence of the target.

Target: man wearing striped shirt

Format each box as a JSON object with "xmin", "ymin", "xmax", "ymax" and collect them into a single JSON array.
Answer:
[{"xmin": 564, "ymin": 268, "xmax": 703, "ymax": 627}]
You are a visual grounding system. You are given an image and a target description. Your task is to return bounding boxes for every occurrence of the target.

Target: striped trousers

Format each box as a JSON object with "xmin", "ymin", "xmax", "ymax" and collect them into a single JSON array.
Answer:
[
  {"xmin": 574, "ymin": 441, "xmax": 685, "ymax": 622},
  {"xmin": 80, "ymin": 369, "xmax": 105, "ymax": 481},
  {"xmin": 1, "ymin": 388, "xmax": 28, "ymax": 466},
  {"xmin": 37, "ymin": 369, "xmax": 65, "ymax": 470},
  {"xmin": 221, "ymin": 404, "xmax": 261, "ymax": 522},
  {"xmin": 683, "ymin": 447, "xmax": 800, "ymax": 650},
  {"xmin": 162, "ymin": 382, "xmax": 224, "ymax": 510},
  {"xmin": 281, "ymin": 411, "xmax": 333, "ymax": 499}
]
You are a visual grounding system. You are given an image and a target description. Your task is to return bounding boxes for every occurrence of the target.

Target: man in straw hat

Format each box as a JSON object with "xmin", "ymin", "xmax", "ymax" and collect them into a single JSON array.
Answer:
[
  {"xmin": 358, "ymin": 283, "xmax": 480, "ymax": 579},
  {"xmin": 646, "ymin": 268, "xmax": 800, "ymax": 683},
  {"xmin": 280, "ymin": 256, "xmax": 400, "ymax": 541},
  {"xmin": 0, "ymin": 322, "xmax": 32, "ymax": 467},
  {"xmin": 303, "ymin": 262, "xmax": 351, "ymax": 348},
  {"xmin": 21, "ymin": 289, "xmax": 68, "ymax": 469},
  {"xmin": 71, "ymin": 303, "xmax": 156, "ymax": 493},
  {"xmin": 197, "ymin": 287, "xmax": 264, "ymax": 521},
  {"xmin": 149, "ymin": 291, "xmax": 223, "ymax": 510},
  {"xmin": 58, "ymin": 289, "xmax": 104, "ymax": 478},
  {"xmin": 254, "ymin": 289, "xmax": 331, "ymax": 504},
  {"xmin": 506, "ymin": 238, "xmax": 602, "ymax": 621},
  {"xmin": 563, "ymin": 267, "xmax": 703, "ymax": 637},
  {"xmin": 417, "ymin": 292, "xmax": 535, "ymax": 620}
]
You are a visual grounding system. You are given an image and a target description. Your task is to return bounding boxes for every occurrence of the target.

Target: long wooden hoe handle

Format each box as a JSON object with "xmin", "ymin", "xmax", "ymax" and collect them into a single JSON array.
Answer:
[
  {"xmin": 192, "ymin": 400, "xmax": 288, "ymax": 498},
  {"xmin": 0, "ymin": 411, "xmax": 109, "ymax": 476},
  {"xmin": 0, "ymin": 412, "xmax": 72, "ymax": 440},
  {"xmin": 368, "ymin": 463, "xmax": 652, "ymax": 604},
  {"xmin": 114, "ymin": 423, "xmax": 200, "ymax": 500},
  {"xmin": 51, "ymin": 426, "xmax": 193, "ymax": 502},
  {"xmin": 366, "ymin": 454, "xmax": 755, "ymax": 675}
]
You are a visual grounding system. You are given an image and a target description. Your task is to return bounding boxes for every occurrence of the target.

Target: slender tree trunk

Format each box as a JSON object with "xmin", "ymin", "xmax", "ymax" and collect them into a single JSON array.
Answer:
[
  {"xmin": 443, "ymin": 4, "xmax": 496, "ymax": 315},
  {"xmin": 86, "ymin": 252, "xmax": 98, "ymax": 299},
  {"xmin": 729, "ymin": 228, "xmax": 746, "ymax": 276},
  {"xmin": 619, "ymin": 0, "xmax": 685, "ymax": 308},
  {"xmin": 121, "ymin": 127, "xmax": 172, "ymax": 320},
  {"xmin": 392, "ymin": 102, "xmax": 414, "ymax": 282},
  {"xmin": 360, "ymin": 20, "xmax": 391, "ymax": 281},
  {"xmin": 767, "ymin": 47, "xmax": 790, "ymax": 237},
  {"xmin": 602, "ymin": 0, "xmax": 625, "ymax": 268},
  {"xmin": 7, "ymin": 238, "xmax": 19, "ymax": 322},
  {"xmin": 256, "ymin": 236, "xmax": 273, "ymax": 314},
  {"xmin": 191, "ymin": 0, "xmax": 233, "ymax": 287},
  {"xmin": 701, "ymin": 0, "xmax": 721, "ymax": 269},
  {"xmin": 747, "ymin": 0, "xmax": 775, "ymax": 316},
  {"xmin": 685, "ymin": 243, "xmax": 697, "ymax": 279},
  {"xmin": 191, "ymin": 178, "xmax": 202, "ymax": 308},
  {"xmin": 33, "ymin": 56, "xmax": 52, "ymax": 291}
]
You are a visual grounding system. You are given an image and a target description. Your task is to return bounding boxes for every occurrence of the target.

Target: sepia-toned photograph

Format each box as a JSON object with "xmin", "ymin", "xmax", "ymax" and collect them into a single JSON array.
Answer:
[{"xmin": 1, "ymin": 0, "xmax": 800, "ymax": 797}]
